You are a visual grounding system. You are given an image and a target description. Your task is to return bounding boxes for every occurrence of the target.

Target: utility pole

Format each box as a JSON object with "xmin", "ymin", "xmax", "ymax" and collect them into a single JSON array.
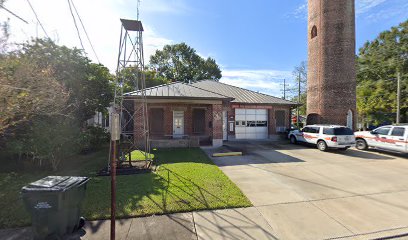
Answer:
[
  {"xmin": 281, "ymin": 79, "xmax": 289, "ymax": 100},
  {"xmin": 396, "ymin": 70, "xmax": 401, "ymax": 124},
  {"xmin": 110, "ymin": 113, "xmax": 120, "ymax": 240},
  {"xmin": 110, "ymin": 140, "xmax": 116, "ymax": 240},
  {"xmin": 297, "ymin": 72, "xmax": 301, "ymax": 128}
]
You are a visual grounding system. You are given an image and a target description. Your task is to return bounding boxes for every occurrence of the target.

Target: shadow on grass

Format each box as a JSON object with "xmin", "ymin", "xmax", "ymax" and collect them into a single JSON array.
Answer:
[
  {"xmin": 0, "ymin": 148, "xmax": 268, "ymax": 239},
  {"xmin": 83, "ymin": 148, "xmax": 265, "ymax": 238},
  {"xmin": 110, "ymin": 148, "xmax": 237, "ymax": 215}
]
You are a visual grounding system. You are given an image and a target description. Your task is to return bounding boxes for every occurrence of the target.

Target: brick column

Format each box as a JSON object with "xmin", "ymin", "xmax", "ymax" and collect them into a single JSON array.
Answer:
[
  {"xmin": 285, "ymin": 109, "xmax": 291, "ymax": 129},
  {"xmin": 205, "ymin": 106, "xmax": 213, "ymax": 137},
  {"xmin": 185, "ymin": 105, "xmax": 193, "ymax": 136},
  {"xmin": 163, "ymin": 105, "xmax": 172, "ymax": 136},
  {"xmin": 212, "ymin": 104, "xmax": 223, "ymax": 147},
  {"xmin": 269, "ymin": 108, "xmax": 276, "ymax": 135}
]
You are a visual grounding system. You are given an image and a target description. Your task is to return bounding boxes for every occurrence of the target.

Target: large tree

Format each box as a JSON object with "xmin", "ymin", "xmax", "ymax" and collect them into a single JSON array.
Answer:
[
  {"xmin": 149, "ymin": 42, "xmax": 222, "ymax": 82},
  {"xmin": 0, "ymin": 0, "xmax": 9, "ymax": 54},
  {"xmin": 119, "ymin": 67, "xmax": 170, "ymax": 94},
  {"xmin": 0, "ymin": 56, "xmax": 70, "ymax": 135},
  {"xmin": 357, "ymin": 20, "xmax": 408, "ymax": 126},
  {"xmin": 19, "ymin": 39, "xmax": 114, "ymax": 122},
  {"xmin": 1, "ymin": 38, "xmax": 114, "ymax": 170},
  {"xmin": 290, "ymin": 61, "xmax": 308, "ymax": 116},
  {"xmin": 0, "ymin": 21, "xmax": 8, "ymax": 54}
]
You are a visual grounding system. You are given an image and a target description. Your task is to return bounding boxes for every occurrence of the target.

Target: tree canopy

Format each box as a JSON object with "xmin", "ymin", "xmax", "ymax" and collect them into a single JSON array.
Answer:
[
  {"xmin": 149, "ymin": 42, "xmax": 222, "ymax": 82},
  {"xmin": 290, "ymin": 61, "xmax": 307, "ymax": 117},
  {"xmin": 357, "ymin": 20, "xmax": 407, "ymax": 126},
  {"xmin": 0, "ymin": 55, "xmax": 70, "ymax": 135},
  {"xmin": 0, "ymin": 1, "xmax": 7, "ymax": 54},
  {"xmin": 119, "ymin": 67, "xmax": 170, "ymax": 94},
  {"xmin": 18, "ymin": 39, "xmax": 114, "ymax": 122},
  {"xmin": 0, "ymin": 38, "xmax": 114, "ymax": 170}
]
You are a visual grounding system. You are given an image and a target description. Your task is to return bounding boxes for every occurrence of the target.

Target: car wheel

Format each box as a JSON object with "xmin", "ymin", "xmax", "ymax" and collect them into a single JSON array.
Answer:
[
  {"xmin": 78, "ymin": 217, "xmax": 86, "ymax": 230},
  {"xmin": 317, "ymin": 141, "xmax": 327, "ymax": 151},
  {"xmin": 290, "ymin": 135, "xmax": 297, "ymax": 144},
  {"xmin": 355, "ymin": 139, "xmax": 368, "ymax": 150}
]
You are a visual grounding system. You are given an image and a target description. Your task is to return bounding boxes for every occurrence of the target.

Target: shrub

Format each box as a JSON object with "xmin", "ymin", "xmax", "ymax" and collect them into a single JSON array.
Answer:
[
  {"xmin": 26, "ymin": 117, "xmax": 80, "ymax": 171},
  {"xmin": 79, "ymin": 126, "xmax": 109, "ymax": 153}
]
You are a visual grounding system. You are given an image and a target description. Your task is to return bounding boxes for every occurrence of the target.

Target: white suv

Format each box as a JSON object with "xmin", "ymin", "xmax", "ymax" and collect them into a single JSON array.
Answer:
[
  {"xmin": 355, "ymin": 124, "xmax": 408, "ymax": 153},
  {"xmin": 288, "ymin": 125, "xmax": 356, "ymax": 151}
]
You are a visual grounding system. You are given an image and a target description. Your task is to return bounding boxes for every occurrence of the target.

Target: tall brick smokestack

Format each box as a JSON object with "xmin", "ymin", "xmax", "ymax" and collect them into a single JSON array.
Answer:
[{"xmin": 307, "ymin": 0, "xmax": 357, "ymax": 129}]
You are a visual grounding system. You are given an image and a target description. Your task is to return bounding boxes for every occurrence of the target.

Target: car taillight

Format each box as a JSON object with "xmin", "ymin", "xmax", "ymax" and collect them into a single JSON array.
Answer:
[{"xmin": 331, "ymin": 137, "xmax": 337, "ymax": 142}]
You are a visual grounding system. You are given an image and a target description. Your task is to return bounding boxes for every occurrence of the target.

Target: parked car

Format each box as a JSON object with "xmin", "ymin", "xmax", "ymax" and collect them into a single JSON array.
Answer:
[
  {"xmin": 288, "ymin": 125, "xmax": 356, "ymax": 151},
  {"xmin": 355, "ymin": 124, "xmax": 408, "ymax": 153}
]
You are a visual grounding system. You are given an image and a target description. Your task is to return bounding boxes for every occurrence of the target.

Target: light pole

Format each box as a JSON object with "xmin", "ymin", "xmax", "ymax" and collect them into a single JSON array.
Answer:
[
  {"xmin": 396, "ymin": 70, "xmax": 401, "ymax": 124},
  {"xmin": 297, "ymin": 72, "xmax": 301, "ymax": 129}
]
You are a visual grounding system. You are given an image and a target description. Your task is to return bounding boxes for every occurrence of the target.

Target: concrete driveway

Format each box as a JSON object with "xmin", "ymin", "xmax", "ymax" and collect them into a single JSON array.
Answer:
[{"xmin": 201, "ymin": 141, "xmax": 408, "ymax": 240}]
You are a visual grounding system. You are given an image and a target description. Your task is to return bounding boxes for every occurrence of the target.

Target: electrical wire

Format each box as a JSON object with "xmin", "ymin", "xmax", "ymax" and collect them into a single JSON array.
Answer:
[
  {"xmin": 69, "ymin": 0, "xmax": 100, "ymax": 63},
  {"xmin": 67, "ymin": 0, "xmax": 85, "ymax": 52},
  {"xmin": 0, "ymin": 5, "xmax": 28, "ymax": 24},
  {"xmin": 26, "ymin": 0, "xmax": 49, "ymax": 38}
]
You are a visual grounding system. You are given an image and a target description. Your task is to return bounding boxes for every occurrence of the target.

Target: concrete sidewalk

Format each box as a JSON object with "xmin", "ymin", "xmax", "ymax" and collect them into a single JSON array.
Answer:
[
  {"xmin": 3, "ymin": 208, "xmax": 408, "ymax": 240},
  {"xmin": 0, "ymin": 213, "xmax": 196, "ymax": 240}
]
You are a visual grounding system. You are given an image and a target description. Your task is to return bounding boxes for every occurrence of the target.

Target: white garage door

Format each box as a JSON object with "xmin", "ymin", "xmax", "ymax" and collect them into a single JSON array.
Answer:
[{"xmin": 235, "ymin": 109, "xmax": 268, "ymax": 139}]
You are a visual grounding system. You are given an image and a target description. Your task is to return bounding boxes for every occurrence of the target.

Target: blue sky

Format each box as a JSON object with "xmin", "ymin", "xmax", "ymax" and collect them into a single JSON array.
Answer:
[{"xmin": 1, "ymin": 0, "xmax": 407, "ymax": 97}]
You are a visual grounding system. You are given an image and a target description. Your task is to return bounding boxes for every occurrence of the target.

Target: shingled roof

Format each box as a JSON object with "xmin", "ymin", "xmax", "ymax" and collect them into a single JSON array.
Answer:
[
  {"xmin": 125, "ymin": 82, "xmax": 231, "ymax": 100},
  {"xmin": 191, "ymin": 80, "xmax": 297, "ymax": 105}
]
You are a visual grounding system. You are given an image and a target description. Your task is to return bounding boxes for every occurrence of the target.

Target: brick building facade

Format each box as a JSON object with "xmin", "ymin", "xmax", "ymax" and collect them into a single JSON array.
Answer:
[
  {"xmin": 128, "ymin": 80, "xmax": 297, "ymax": 147},
  {"xmin": 307, "ymin": 0, "xmax": 357, "ymax": 129}
]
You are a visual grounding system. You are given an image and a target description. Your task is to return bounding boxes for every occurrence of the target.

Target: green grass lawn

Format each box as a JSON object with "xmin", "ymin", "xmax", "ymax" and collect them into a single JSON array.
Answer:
[
  {"xmin": 0, "ymin": 148, "xmax": 251, "ymax": 228},
  {"xmin": 125, "ymin": 150, "xmax": 154, "ymax": 161}
]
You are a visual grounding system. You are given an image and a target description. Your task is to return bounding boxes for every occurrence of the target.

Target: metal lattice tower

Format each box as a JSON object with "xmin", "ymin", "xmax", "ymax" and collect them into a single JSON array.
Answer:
[{"xmin": 112, "ymin": 18, "xmax": 151, "ymax": 167}]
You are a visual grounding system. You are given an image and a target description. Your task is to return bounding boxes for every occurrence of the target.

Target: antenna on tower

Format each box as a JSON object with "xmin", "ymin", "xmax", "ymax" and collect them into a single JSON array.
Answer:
[{"xmin": 137, "ymin": 0, "xmax": 141, "ymax": 20}]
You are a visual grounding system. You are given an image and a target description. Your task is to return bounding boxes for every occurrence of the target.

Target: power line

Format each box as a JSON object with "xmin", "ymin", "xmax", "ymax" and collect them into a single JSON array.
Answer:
[
  {"xmin": 69, "ymin": 0, "xmax": 100, "ymax": 63},
  {"xmin": 67, "ymin": 0, "xmax": 85, "ymax": 52},
  {"xmin": 27, "ymin": 0, "xmax": 49, "ymax": 38},
  {"xmin": 0, "ymin": 5, "xmax": 28, "ymax": 24}
]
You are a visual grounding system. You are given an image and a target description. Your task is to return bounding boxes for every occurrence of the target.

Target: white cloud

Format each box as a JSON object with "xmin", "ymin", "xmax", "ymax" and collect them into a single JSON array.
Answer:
[
  {"xmin": 290, "ymin": 0, "xmax": 388, "ymax": 20},
  {"xmin": 291, "ymin": 0, "xmax": 307, "ymax": 20},
  {"xmin": 144, "ymin": 27, "xmax": 173, "ymax": 64},
  {"xmin": 220, "ymin": 69, "xmax": 293, "ymax": 97},
  {"xmin": 356, "ymin": 0, "xmax": 387, "ymax": 14},
  {"xmin": 364, "ymin": 1, "xmax": 408, "ymax": 22},
  {"xmin": 0, "ymin": 0, "xmax": 173, "ymax": 71}
]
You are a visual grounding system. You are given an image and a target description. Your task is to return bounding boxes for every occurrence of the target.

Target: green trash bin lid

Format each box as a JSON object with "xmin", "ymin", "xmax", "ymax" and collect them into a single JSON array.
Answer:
[{"xmin": 22, "ymin": 176, "xmax": 88, "ymax": 192}]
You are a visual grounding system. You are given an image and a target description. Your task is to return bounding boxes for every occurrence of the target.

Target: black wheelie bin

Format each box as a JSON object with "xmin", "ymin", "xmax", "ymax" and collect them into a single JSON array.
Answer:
[{"xmin": 21, "ymin": 176, "xmax": 90, "ymax": 240}]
